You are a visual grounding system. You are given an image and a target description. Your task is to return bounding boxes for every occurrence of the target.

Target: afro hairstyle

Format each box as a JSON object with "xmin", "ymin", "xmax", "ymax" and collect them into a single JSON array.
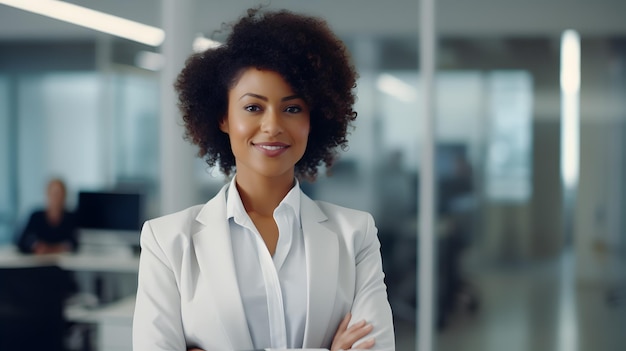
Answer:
[{"xmin": 175, "ymin": 8, "xmax": 358, "ymax": 180}]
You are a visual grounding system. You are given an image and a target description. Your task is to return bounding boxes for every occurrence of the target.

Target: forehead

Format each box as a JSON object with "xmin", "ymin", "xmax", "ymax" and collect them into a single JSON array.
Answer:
[
  {"xmin": 229, "ymin": 68, "xmax": 295, "ymax": 95},
  {"xmin": 48, "ymin": 181, "xmax": 65, "ymax": 192}
]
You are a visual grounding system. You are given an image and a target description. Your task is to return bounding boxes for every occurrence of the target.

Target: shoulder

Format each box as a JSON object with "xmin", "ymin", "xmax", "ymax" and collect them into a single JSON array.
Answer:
[
  {"xmin": 306, "ymin": 197, "xmax": 377, "ymax": 242},
  {"xmin": 138, "ymin": 204, "xmax": 207, "ymax": 262},
  {"xmin": 31, "ymin": 209, "xmax": 46, "ymax": 218},
  {"xmin": 141, "ymin": 186, "xmax": 228, "ymax": 256},
  {"xmin": 26, "ymin": 210, "xmax": 46, "ymax": 223},
  {"xmin": 314, "ymin": 200, "xmax": 373, "ymax": 223},
  {"xmin": 307, "ymin": 199, "xmax": 381, "ymax": 263},
  {"xmin": 143, "ymin": 204, "xmax": 206, "ymax": 239}
]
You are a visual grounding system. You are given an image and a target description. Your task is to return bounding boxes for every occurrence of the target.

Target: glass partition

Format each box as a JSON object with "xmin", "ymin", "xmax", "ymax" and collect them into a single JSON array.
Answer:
[
  {"xmin": 2, "ymin": 67, "xmax": 159, "ymax": 246},
  {"xmin": 430, "ymin": 35, "xmax": 626, "ymax": 351},
  {"xmin": 0, "ymin": 75, "xmax": 12, "ymax": 244},
  {"xmin": 16, "ymin": 72, "xmax": 102, "ymax": 218}
]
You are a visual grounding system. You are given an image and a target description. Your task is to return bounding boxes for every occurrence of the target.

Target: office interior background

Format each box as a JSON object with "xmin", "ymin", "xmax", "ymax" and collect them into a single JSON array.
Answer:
[{"xmin": 0, "ymin": 0, "xmax": 625, "ymax": 350}]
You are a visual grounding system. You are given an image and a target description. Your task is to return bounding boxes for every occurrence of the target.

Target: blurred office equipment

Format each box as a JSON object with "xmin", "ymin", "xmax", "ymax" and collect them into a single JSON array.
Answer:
[
  {"xmin": 0, "ymin": 265, "xmax": 70, "ymax": 351},
  {"xmin": 73, "ymin": 190, "xmax": 143, "ymax": 309},
  {"xmin": 77, "ymin": 191, "xmax": 143, "ymax": 251},
  {"xmin": 0, "ymin": 246, "xmax": 140, "ymax": 351},
  {"xmin": 78, "ymin": 191, "xmax": 142, "ymax": 232},
  {"xmin": 436, "ymin": 145, "xmax": 480, "ymax": 325},
  {"xmin": 374, "ymin": 143, "xmax": 480, "ymax": 330}
]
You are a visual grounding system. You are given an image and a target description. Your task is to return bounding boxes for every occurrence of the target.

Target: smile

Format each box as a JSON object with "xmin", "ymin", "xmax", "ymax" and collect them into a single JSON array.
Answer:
[
  {"xmin": 257, "ymin": 144, "xmax": 288, "ymax": 151},
  {"xmin": 253, "ymin": 142, "xmax": 290, "ymax": 157}
]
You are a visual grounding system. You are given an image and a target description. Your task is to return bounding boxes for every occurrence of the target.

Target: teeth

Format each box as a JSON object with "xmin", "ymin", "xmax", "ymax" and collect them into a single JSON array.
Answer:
[{"xmin": 258, "ymin": 145, "xmax": 286, "ymax": 151}]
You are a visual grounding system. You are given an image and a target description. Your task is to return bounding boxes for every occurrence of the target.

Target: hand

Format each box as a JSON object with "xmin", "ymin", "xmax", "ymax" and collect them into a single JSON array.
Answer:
[
  {"xmin": 33, "ymin": 242, "xmax": 54, "ymax": 255},
  {"xmin": 33, "ymin": 242, "xmax": 69, "ymax": 255},
  {"xmin": 331, "ymin": 312, "xmax": 375, "ymax": 351}
]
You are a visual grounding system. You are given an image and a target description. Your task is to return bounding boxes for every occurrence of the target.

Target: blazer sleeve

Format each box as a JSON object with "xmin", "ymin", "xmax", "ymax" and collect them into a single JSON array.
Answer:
[
  {"xmin": 64, "ymin": 211, "xmax": 80, "ymax": 252},
  {"xmin": 133, "ymin": 221, "xmax": 186, "ymax": 351},
  {"xmin": 349, "ymin": 213, "xmax": 395, "ymax": 350},
  {"xmin": 16, "ymin": 212, "xmax": 38, "ymax": 253}
]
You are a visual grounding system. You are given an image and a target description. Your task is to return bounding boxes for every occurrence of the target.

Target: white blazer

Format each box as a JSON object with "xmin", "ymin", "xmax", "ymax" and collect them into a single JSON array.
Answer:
[{"xmin": 133, "ymin": 184, "xmax": 395, "ymax": 351}]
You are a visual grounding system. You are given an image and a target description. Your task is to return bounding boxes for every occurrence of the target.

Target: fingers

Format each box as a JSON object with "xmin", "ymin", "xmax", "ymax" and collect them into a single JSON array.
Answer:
[
  {"xmin": 332, "ymin": 312, "xmax": 351, "ymax": 346},
  {"xmin": 344, "ymin": 320, "xmax": 373, "ymax": 344},
  {"xmin": 332, "ymin": 314, "xmax": 375, "ymax": 351},
  {"xmin": 353, "ymin": 337, "xmax": 376, "ymax": 350},
  {"xmin": 338, "ymin": 313, "xmax": 352, "ymax": 332}
]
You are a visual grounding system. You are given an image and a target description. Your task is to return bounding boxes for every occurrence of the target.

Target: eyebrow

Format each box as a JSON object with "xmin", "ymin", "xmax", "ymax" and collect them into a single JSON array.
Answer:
[{"xmin": 239, "ymin": 93, "xmax": 302, "ymax": 102}]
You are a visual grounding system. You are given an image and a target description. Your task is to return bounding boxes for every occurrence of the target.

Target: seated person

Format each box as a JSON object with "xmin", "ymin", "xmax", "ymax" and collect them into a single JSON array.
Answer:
[{"xmin": 16, "ymin": 178, "xmax": 79, "ymax": 254}]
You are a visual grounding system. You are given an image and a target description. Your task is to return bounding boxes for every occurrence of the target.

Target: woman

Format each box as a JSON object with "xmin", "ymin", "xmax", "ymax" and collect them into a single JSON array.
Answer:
[
  {"xmin": 17, "ymin": 178, "xmax": 78, "ymax": 254},
  {"xmin": 133, "ymin": 8, "xmax": 395, "ymax": 351}
]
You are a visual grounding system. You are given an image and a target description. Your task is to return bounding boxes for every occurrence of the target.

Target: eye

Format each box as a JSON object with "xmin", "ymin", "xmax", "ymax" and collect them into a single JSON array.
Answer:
[
  {"xmin": 285, "ymin": 105, "xmax": 302, "ymax": 114},
  {"xmin": 244, "ymin": 104, "xmax": 261, "ymax": 112}
]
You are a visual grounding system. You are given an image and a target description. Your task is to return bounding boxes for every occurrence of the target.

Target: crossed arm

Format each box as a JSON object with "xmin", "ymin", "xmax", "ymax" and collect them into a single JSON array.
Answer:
[{"xmin": 187, "ymin": 312, "xmax": 374, "ymax": 351}]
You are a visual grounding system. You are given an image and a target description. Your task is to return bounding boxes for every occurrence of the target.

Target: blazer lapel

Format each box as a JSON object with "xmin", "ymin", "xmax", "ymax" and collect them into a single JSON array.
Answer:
[
  {"xmin": 193, "ymin": 185, "xmax": 253, "ymax": 350},
  {"xmin": 301, "ymin": 194, "xmax": 339, "ymax": 347}
]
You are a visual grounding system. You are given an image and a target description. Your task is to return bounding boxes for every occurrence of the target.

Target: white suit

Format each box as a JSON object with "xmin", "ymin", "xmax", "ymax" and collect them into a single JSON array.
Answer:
[{"xmin": 133, "ymin": 184, "xmax": 395, "ymax": 350}]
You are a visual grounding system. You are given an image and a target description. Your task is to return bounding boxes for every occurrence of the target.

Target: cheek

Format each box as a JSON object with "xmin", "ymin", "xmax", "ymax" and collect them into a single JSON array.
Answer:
[
  {"xmin": 296, "ymin": 124, "xmax": 311, "ymax": 151},
  {"xmin": 297, "ymin": 125, "xmax": 311, "ymax": 158},
  {"xmin": 299, "ymin": 123, "xmax": 311, "ymax": 139},
  {"xmin": 299, "ymin": 118, "xmax": 311, "ymax": 138},
  {"xmin": 228, "ymin": 119, "xmax": 254, "ymax": 140}
]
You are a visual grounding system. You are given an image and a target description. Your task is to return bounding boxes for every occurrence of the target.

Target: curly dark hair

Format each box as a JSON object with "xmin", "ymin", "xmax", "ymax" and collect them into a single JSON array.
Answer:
[{"xmin": 175, "ymin": 8, "xmax": 358, "ymax": 180}]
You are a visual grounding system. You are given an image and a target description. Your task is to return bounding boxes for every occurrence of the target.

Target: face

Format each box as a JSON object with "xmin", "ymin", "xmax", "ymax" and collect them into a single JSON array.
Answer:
[
  {"xmin": 47, "ymin": 181, "xmax": 66, "ymax": 212},
  {"xmin": 220, "ymin": 68, "xmax": 310, "ymax": 181}
]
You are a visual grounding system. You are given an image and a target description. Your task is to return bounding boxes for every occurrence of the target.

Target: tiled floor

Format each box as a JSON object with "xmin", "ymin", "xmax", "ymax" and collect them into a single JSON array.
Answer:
[{"xmin": 394, "ymin": 252, "xmax": 626, "ymax": 351}]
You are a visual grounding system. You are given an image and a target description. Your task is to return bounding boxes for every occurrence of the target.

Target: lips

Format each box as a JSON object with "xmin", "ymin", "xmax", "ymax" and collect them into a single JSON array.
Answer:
[{"xmin": 253, "ymin": 142, "xmax": 289, "ymax": 157}]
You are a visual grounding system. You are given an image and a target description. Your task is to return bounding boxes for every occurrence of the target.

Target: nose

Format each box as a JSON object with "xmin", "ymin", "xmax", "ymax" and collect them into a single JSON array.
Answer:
[{"xmin": 260, "ymin": 108, "xmax": 283, "ymax": 136}]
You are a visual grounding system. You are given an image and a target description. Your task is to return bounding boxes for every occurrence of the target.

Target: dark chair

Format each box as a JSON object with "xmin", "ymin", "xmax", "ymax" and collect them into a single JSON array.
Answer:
[{"xmin": 0, "ymin": 265, "xmax": 71, "ymax": 351}]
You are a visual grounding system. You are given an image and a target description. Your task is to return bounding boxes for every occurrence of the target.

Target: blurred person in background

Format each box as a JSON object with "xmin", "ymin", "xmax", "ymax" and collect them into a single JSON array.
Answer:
[
  {"xmin": 133, "ymin": 7, "xmax": 394, "ymax": 351},
  {"xmin": 16, "ymin": 177, "xmax": 78, "ymax": 254}
]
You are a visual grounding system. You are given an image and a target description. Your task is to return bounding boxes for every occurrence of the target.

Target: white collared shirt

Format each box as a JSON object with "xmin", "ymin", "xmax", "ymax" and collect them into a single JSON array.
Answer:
[{"xmin": 226, "ymin": 177, "xmax": 308, "ymax": 349}]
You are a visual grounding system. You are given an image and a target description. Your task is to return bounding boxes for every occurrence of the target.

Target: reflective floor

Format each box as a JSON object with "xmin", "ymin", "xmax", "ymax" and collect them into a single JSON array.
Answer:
[{"xmin": 394, "ymin": 251, "xmax": 626, "ymax": 351}]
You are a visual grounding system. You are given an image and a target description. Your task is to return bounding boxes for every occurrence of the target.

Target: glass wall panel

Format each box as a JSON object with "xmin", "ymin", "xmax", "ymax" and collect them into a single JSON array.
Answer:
[
  {"xmin": 485, "ymin": 71, "xmax": 533, "ymax": 203},
  {"xmin": 7, "ymin": 69, "xmax": 160, "ymax": 245},
  {"xmin": 111, "ymin": 70, "xmax": 160, "ymax": 218},
  {"xmin": 0, "ymin": 75, "xmax": 11, "ymax": 244},
  {"xmin": 431, "ymin": 35, "xmax": 626, "ymax": 351},
  {"xmin": 16, "ymin": 72, "xmax": 102, "ymax": 221},
  {"xmin": 112, "ymin": 72, "xmax": 159, "ymax": 181}
]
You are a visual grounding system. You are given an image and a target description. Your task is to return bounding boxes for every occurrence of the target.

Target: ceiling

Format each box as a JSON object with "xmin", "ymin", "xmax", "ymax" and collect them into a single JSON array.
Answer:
[{"xmin": 1, "ymin": 0, "xmax": 626, "ymax": 44}]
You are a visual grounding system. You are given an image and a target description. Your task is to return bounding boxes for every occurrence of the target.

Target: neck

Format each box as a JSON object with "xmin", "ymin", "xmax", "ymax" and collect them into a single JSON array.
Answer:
[
  {"xmin": 235, "ymin": 172, "xmax": 295, "ymax": 217},
  {"xmin": 46, "ymin": 208, "xmax": 63, "ymax": 225}
]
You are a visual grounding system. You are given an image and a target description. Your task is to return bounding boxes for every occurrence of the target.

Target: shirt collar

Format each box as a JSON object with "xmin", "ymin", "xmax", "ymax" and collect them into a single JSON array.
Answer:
[{"xmin": 225, "ymin": 175, "xmax": 302, "ymax": 227}]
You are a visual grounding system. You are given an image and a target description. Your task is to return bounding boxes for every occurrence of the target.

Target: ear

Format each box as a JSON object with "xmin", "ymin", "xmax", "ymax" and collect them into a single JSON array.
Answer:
[{"xmin": 219, "ymin": 116, "xmax": 229, "ymax": 134}]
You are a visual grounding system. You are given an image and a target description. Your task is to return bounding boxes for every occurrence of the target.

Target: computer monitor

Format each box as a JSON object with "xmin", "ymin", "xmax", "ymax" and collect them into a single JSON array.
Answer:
[{"xmin": 77, "ymin": 191, "xmax": 143, "ymax": 249}]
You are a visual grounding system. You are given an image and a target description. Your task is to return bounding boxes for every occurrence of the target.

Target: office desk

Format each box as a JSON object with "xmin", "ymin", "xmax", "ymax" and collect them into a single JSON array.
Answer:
[
  {"xmin": 66, "ymin": 295, "xmax": 135, "ymax": 351},
  {"xmin": 0, "ymin": 245, "xmax": 139, "ymax": 307},
  {"xmin": 0, "ymin": 246, "xmax": 139, "ymax": 273}
]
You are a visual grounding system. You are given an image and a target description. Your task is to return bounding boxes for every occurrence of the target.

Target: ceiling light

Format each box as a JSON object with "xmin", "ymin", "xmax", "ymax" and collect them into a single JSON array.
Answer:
[
  {"xmin": 192, "ymin": 34, "xmax": 222, "ymax": 53},
  {"xmin": 0, "ymin": 0, "xmax": 165, "ymax": 46}
]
